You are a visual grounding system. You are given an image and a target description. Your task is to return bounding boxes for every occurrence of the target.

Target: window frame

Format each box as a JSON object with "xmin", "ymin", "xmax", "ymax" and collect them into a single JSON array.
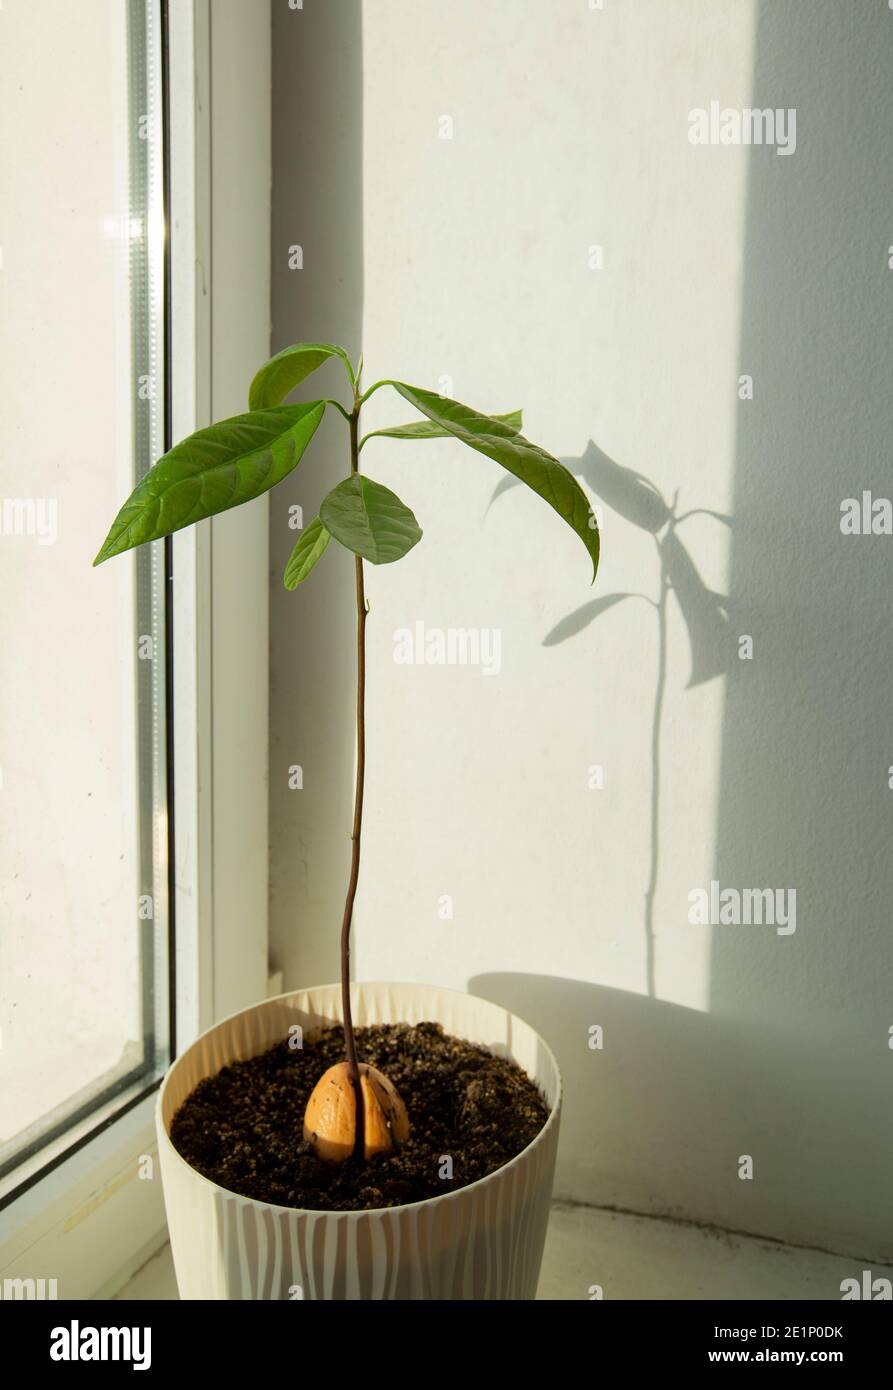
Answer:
[
  {"xmin": 0, "ymin": 0, "xmax": 271, "ymax": 1297},
  {"xmin": 0, "ymin": 0, "xmax": 171, "ymax": 1211}
]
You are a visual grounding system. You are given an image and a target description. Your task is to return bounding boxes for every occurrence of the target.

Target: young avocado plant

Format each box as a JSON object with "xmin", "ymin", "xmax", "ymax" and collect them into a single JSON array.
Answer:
[{"xmin": 95, "ymin": 343, "xmax": 600, "ymax": 1164}]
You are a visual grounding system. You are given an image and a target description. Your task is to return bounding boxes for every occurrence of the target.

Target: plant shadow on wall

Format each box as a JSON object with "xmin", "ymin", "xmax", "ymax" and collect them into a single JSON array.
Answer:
[{"xmin": 491, "ymin": 441, "xmax": 738, "ymax": 997}]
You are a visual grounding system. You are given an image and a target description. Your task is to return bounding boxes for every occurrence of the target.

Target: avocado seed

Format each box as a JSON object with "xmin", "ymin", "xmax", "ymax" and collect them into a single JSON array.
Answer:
[{"xmin": 303, "ymin": 1061, "xmax": 410, "ymax": 1163}]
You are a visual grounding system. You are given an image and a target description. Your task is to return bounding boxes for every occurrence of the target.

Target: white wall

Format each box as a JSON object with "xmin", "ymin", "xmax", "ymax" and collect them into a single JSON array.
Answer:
[
  {"xmin": 271, "ymin": 0, "xmax": 893, "ymax": 1262},
  {"xmin": 206, "ymin": 0, "xmax": 272, "ymax": 1022}
]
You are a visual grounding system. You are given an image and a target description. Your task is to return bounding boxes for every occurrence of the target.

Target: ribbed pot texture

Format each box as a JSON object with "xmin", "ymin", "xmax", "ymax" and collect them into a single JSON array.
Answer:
[{"xmin": 156, "ymin": 982, "xmax": 562, "ymax": 1300}]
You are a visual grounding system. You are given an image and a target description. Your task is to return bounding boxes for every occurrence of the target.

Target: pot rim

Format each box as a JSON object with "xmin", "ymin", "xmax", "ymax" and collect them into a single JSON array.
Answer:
[{"xmin": 156, "ymin": 980, "xmax": 563, "ymax": 1221}]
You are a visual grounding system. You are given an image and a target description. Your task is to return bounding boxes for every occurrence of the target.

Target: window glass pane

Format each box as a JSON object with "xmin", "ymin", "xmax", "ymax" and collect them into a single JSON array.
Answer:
[{"xmin": 0, "ymin": 0, "xmax": 169, "ymax": 1198}]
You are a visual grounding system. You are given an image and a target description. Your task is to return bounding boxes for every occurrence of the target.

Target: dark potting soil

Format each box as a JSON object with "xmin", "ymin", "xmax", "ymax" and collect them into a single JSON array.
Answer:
[{"xmin": 170, "ymin": 1021, "xmax": 549, "ymax": 1211}]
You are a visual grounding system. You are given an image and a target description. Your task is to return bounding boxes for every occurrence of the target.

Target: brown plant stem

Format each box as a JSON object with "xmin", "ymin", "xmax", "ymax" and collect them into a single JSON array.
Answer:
[{"xmin": 340, "ymin": 402, "xmax": 366, "ymax": 1160}]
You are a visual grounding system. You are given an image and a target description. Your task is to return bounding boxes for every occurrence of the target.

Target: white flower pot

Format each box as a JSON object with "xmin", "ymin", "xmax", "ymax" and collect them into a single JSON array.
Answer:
[{"xmin": 156, "ymin": 981, "xmax": 561, "ymax": 1300}]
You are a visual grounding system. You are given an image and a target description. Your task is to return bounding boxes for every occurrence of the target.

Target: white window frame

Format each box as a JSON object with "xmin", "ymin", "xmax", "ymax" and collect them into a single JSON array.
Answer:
[{"xmin": 0, "ymin": 0, "xmax": 270, "ymax": 1298}]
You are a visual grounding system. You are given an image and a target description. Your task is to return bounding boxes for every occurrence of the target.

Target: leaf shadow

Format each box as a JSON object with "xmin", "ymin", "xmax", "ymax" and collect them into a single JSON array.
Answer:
[
  {"xmin": 543, "ymin": 592, "xmax": 649, "ymax": 646},
  {"xmin": 490, "ymin": 439, "xmax": 737, "ymax": 689},
  {"xmin": 489, "ymin": 437, "xmax": 742, "ymax": 998}
]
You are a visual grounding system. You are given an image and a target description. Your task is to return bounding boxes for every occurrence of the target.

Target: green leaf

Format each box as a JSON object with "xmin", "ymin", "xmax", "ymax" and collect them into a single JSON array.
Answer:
[
  {"xmin": 392, "ymin": 383, "xmax": 599, "ymax": 579},
  {"xmin": 249, "ymin": 342, "xmax": 354, "ymax": 409},
  {"xmin": 94, "ymin": 402, "xmax": 325, "ymax": 565},
  {"xmin": 361, "ymin": 408, "xmax": 522, "ymax": 448},
  {"xmin": 284, "ymin": 516, "xmax": 332, "ymax": 589},
  {"xmin": 320, "ymin": 474, "xmax": 422, "ymax": 564}
]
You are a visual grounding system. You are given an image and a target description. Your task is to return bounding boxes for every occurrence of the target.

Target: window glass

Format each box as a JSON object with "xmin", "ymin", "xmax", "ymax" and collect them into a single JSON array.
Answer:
[{"xmin": 0, "ymin": 0, "xmax": 169, "ymax": 1199}]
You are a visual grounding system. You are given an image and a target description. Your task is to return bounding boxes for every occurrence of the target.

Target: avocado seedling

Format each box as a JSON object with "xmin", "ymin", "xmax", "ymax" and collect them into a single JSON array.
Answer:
[{"xmin": 95, "ymin": 343, "xmax": 599, "ymax": 1170}]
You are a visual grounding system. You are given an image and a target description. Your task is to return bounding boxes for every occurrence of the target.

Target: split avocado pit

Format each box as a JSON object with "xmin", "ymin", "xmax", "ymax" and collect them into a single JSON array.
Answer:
[{"xmin": 304, "ymin": 1061, "xmax": 410, "ymax": 1163}]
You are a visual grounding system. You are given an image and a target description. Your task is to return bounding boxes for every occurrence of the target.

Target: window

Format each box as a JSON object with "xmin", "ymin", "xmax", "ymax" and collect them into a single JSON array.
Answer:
[
  {"xmin": 0, "ymin": 0, "xmax": 171, "ymax": 1203},
  {"xmin": 0, "ymin": 0, "xmax": 269, "ymax": 1297}
]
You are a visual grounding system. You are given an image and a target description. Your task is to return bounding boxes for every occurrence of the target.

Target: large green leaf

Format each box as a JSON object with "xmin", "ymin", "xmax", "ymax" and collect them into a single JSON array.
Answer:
[
  {"xmin": 361, "ymin": 408, "xmax": 522, "ymax": 449},
  {"xmin": 392, "ymin": 383, "xmax": 599, "ymax": 579},
  {"xmin": 249, "ymin": 342, "xmax": 354, "ymax": 409},
  {"xmin": 284, "ymin": 516, "xmax": 332, "ymax": 589},
  {"xmin": 320, "ymin": 474, "xmax": 422, "ymax": 564},
  {"xmin": 94, "ymin": 402, "xmax": 325, "ymax": 564}
]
